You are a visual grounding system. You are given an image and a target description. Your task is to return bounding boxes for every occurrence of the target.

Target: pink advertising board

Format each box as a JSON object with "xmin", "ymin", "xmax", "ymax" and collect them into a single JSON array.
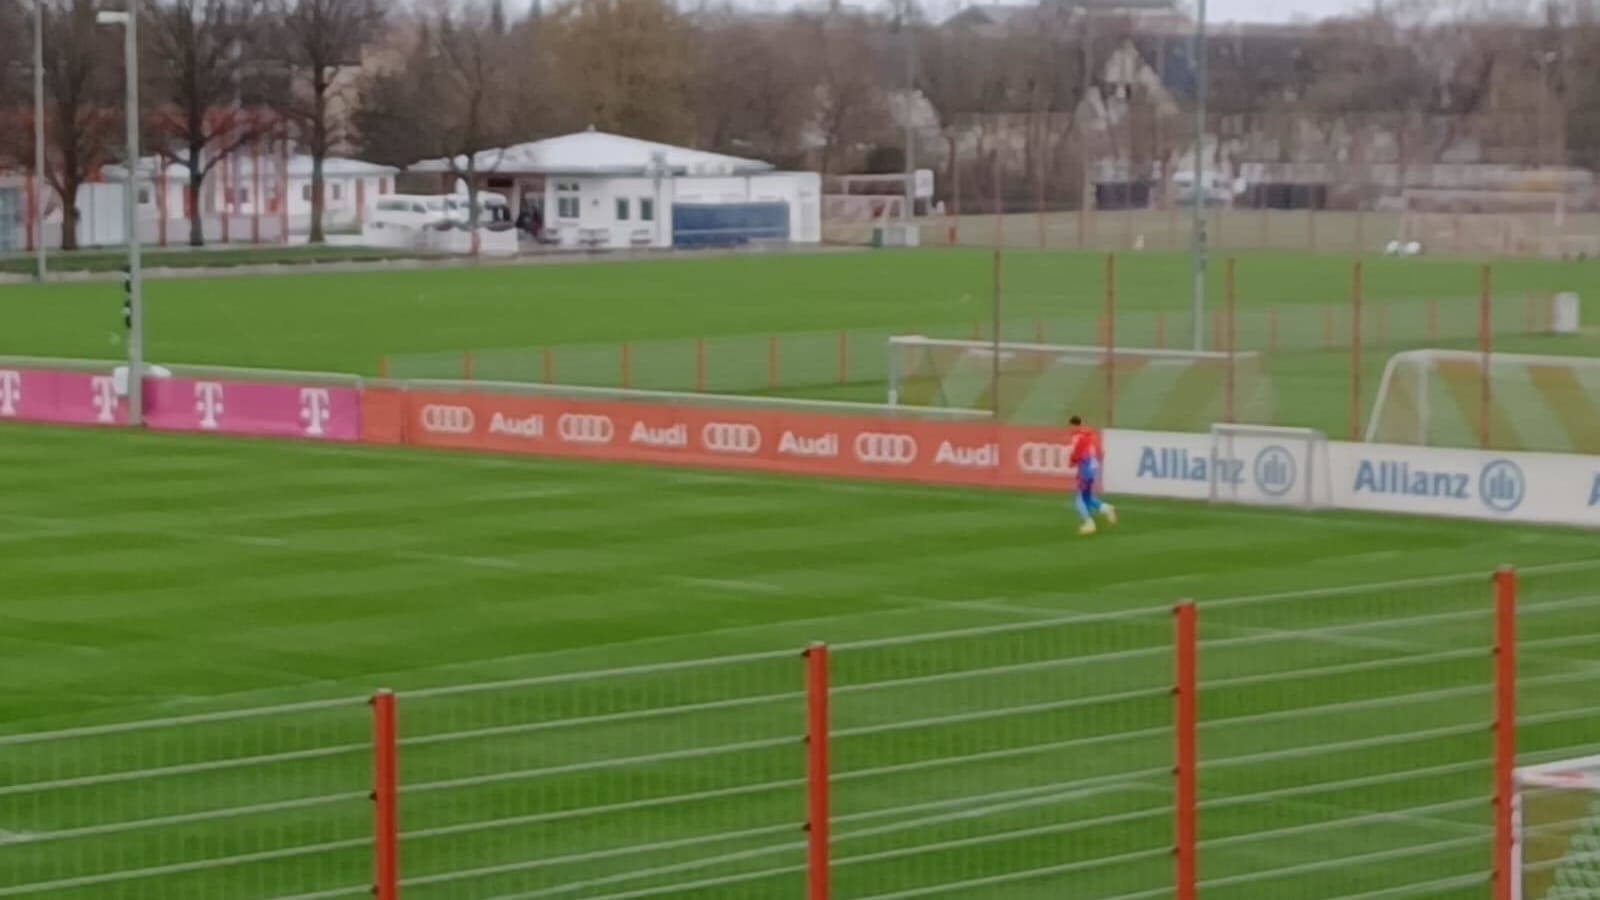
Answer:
[
  {"xmin": 0, "ymin": 368, "xmax": 125, "ymax": 426},
  {"xmin": 144, "ymin": 378, "xmax": 361, "ymax": 441},
  {"xmin": 0, "ymin": 367, "xmax": 359, "ymax": 441}
]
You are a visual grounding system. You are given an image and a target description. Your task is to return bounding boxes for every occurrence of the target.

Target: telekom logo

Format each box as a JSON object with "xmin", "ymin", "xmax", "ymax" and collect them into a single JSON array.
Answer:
[
  {"xmin": 299, "ymin": 388, "xmax": 331, "ymax": 436},
  {"xmin": 0, "ymin": 370, "xmax": 20, "ymax": 417},
  {"xmin": 195, "ymin": 382, "xmax": 225, "ymax": 429},
  {"xmin": 91, "ymin": 376, "xmax": 117, "ymax": 423}
]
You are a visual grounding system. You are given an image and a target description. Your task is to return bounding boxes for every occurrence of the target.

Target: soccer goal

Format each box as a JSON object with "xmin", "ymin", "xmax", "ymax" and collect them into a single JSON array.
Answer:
[
  {"xmin": 1365, "ymin": 346, "xmax": 1600, "ymax": 454},
  {"xmin": 887, "ymin": 336, "xmax": 1276, "ymax": 429},
  {"xmin": 1515, "ymin": 755, "xmax": 1600, "ymax": 899},
  {"xmin": 1208, "ymin": 423, "xmax": 1330, "ymax": 509},
  {"xmin": 1398, "ymin": 188, "xmax": 1600, "ymax": 259}
]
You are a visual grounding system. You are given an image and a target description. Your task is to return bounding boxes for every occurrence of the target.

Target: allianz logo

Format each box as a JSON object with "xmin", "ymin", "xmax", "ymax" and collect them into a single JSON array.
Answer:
[
  {"xmin": 1353, "ymin": 458, "xmax": 1525, "ymax": 514},
  {"xmin": 1137, "ymin": 447, "xmax": 1245, "ymax": 484}
]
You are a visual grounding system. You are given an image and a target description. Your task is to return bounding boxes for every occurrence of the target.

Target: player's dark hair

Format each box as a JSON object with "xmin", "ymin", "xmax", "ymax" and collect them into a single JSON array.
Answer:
[{"xmin": 1068, "ymin": 415, "xmax": 1083, "ymax": 426}]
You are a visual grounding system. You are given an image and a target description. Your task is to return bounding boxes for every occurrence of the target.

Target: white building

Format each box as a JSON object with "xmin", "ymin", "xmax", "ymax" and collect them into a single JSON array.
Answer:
[
  {"xmin": 409, "ymin": 129, "xmax": 822, "ymax": 250},
  {"xmin": 93, "ymin": 154, "xmax": 398, "ymax": 247}
]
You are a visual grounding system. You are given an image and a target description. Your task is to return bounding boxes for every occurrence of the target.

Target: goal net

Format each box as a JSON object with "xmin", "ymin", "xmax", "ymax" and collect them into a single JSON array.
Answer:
[
  {"xmin": 1399, "ymin": 188, "xmax": 1600, "ymax": 259},
  {"xmin": 1516, "ymin": 755, "xmax": 1600, "ymax": 900},
  {"xmin": 887, "ymin": 336, "xmax": 1276, "ymax": 429},
  {"xmin": 1365, "ymin": 347, "xmax": 1600, "ymax": 454},
  {"xmin": 1208, "ymin": 424, "xmax": 1330, "ymax": 509}
]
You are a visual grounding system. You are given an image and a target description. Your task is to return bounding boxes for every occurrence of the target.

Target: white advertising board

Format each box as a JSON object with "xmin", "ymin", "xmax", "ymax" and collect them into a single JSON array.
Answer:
[{"xmin": 1106, "ymin": 428, "xmax": 1600, "ymax": 528}]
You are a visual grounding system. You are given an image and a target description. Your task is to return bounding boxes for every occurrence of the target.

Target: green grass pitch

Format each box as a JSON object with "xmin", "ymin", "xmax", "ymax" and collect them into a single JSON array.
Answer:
[{"xmin": 2, "ymin": 248, "xmax": 1599, "ymax": 899}]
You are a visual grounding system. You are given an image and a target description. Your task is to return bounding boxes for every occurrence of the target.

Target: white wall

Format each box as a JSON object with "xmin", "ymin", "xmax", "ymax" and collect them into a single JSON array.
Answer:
[{"xmin": 542, "ymin": 171, "xmax": 822, "ymax": 249}]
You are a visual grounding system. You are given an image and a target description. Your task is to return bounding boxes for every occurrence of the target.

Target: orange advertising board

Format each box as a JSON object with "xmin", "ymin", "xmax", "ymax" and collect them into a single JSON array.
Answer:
[{"xmin": 387, "ymin": 390, "xmax": 1080, "ymax": 493}]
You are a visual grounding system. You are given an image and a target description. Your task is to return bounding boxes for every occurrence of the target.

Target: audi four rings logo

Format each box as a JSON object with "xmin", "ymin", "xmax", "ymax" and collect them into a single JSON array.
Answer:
[
  {"xmin": 702, "ymin": 423, "xmax": 762, "ymax": 454},
  {"xmin": 559, "ymin": 413, "xmax": 615, "ymax": 444},
  {"xmin": 853, "ymin": 433, "xmax": 918, "ymax": 465},
  {"xmin": 421, "ymin": 404, "xmax": 476, "ymax": 434},
  {"xmin": 1016, "ymin": 442, "xmax": 1072, "ymax": 474}
]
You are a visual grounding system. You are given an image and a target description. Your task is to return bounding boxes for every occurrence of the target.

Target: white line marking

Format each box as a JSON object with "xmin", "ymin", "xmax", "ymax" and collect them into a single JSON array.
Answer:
[{"xmin": 663, "ymin": 576, "xmax": 786, "ymax": 594}]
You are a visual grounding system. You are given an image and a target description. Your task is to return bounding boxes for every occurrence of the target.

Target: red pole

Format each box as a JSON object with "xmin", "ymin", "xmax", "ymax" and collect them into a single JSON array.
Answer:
[
  {"xmin": 1350, "ymin": 259, "xmax": 1363, "ymax": 442},
  {"xmin": 837, "ymin": 331, "xmax": 848, "ymax": 385},
  {"xmin": 1173, "ymin": 603, "xmax": 1198, "ymax": 900},
  {"xmin": 1480, "ymin": 265, "xmax": 1493, "ymax": 449},
  {"xmin": 768, "ymin": 336, "xmax": 779, "ymax": 391},
  {"xmin": 1104, "ymin": 252, "xmax": 1116, "ymax": 428},
  {"xmin": 1491, "ymin": 567, "xmax": 1517, "ymax": 900},
  {"xmin": 620, "ymin": 342, "xmax": 632, "ymax": 389},
  {"xmin": 805, "ymin": 643, "xmax": 830, "ymax": 900},
  {"xmin": 462, "ymin": 350, "xmax": 474, "ymax": 381},
  {"xmin": 370, "ymin": 690, "xmax": 399, "ymax": 900},
  {"xmin": 695, "ymin": 338, "xmax": 706, "ymax": 392},
  {"xmin": 542, "ymin": 348, "xmax": 554, "ymax": 384}
]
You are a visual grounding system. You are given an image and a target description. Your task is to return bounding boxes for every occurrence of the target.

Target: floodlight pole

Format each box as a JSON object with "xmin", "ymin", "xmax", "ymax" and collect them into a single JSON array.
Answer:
[
  {"xmin": 32, "ymin": 0, "xmax": 47, "ymax": 280},
  {"xmin": 1189, "ymin": 0, "xmax": 1208, "ymax": 352},
  {"xmin": 100, "ymin": 4, "xmax": 144, "ymax": 426}
]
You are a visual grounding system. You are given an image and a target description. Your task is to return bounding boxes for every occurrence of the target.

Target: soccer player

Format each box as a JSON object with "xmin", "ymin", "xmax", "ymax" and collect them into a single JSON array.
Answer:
[{"xmin": 1067, "ymin": 415, "xmax": 1117, "ymax": 535}]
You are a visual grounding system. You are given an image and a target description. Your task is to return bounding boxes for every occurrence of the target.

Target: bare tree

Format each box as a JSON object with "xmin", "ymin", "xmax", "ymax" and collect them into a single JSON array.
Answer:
[
  {"xmin": 687, "ymin": 13, "xmax": 810, "ymax": 164},
  {"xmin": 142, "ymin": 0, "xmax": 276, "ymax": 246},
  {"xmin": 357, "ymin": 1, "xmax": 536, "ymax": 247},
  {"xmin": 24, "ymin": 0, "xmax": 120, "ymax": 251},
  {"xmin": 274, "ymin": 0, "xmax": 383, "ymax": 243},
  {"xmin": 801, "ymin": 11, "xmax": 888, "ymax": 174},
  {"xmin": 546, "ymin": 0, "xmax": 692, "ymax": 143}
]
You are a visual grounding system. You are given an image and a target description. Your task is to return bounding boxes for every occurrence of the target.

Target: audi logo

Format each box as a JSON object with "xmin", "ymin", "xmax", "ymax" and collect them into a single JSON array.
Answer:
[
  {"xmin": 853, "ymin": 433, "xmax": 918, "ymax": 465},
  {"xmin": 421, "ymin": 404, "xmax": 476, "ymax": 434},
  {"xmin": 1017, "ymin": 442, "xmax": 1073, "ymax": 475},
  {"xmin": 558, "ymin": 413, "xmax": 615, "ymax": 444},
  {"xmin": 701, "ymin": 422, "xmax": 762, "ymax": 454}
]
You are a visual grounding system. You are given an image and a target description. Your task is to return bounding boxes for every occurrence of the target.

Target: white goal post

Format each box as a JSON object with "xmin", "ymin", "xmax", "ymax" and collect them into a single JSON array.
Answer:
[
  {"xmin": 1208, "ymin": 423, "xmax": 1331, "ymax": 509},
  {"xmin": 1515, "ymin": 755, "xmax": 1600, "ymax": 900}
]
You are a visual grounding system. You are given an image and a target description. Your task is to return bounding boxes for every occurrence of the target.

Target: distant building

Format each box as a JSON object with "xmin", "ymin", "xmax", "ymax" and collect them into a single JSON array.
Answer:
[{"xmin": 409, "ymin": 129, "xmax": 822, "ymax": 249}]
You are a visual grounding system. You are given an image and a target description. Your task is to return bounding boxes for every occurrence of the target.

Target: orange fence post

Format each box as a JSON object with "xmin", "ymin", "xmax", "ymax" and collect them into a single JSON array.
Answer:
[
  {"xmin": 1479, "ymin": 265, "xmax": 1493, "ymax": 449},
  {"xmin": 1155, "ymin": 312, "xmax": 1167, "ymax": 349},
  {"xmin": 1491, "ymin": 567, "xmax": 1517, "ymax": 900},
  {"xmin": 620, "ymin": 342, "xmax": 632, "ymax": 390},
  {"xmin": 541, "ymin": 348, "xmax": 554, "ymax": 384},
  {"xmin": 805, "ymin": 643, "xmax": 830, "ymax": 900},
  {"xmin": 1104, "ymin": 252, "xmax": 1116, "ymax": 428},
  {"xmin": 1173, "ymin": 603, "xmax": 1198, "ymax": 900},
  {"xmin": 1428, "ymin": 298, "xmax": 1439, "ymax": 341},
  {"xmin": 1033, "ymin": 319, "xmax": 1044, "ymax": 344},
  {"xmin": 1350, "ymin": 259, "xmax": 1363, "ymax": 441},
  {"xmin": 1225, "ymin": 257, "xmax": 1237, "ymax": 423},
  {"xmin": 378, "ymin": 357, "xmax": 390, "ymax": 381},
  {"xmin": 371, "ymin": 690, "xmax": 399, "ymax": 900},
  {"xmin": 462, "ymin": 351, "xmax": 474, "ymax": 381}
]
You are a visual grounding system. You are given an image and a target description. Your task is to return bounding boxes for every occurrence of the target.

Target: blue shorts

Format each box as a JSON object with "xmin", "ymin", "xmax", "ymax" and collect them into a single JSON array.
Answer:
[{"xmin": 1076, "ymin": 458, "xmax": 1099, "ymax": 492}]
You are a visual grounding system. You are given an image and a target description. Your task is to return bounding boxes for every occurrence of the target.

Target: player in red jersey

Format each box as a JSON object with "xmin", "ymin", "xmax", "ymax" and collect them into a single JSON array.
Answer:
[{"xmin": 1067, "ymin": 415, "xmax": 1117, "ymax": 535}]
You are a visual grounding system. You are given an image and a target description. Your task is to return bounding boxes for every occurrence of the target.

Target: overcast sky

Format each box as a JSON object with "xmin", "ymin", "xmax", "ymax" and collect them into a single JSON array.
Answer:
[{"xmin": 1205, "ymin": 0, "xmax": 1367, "ymax": 23}]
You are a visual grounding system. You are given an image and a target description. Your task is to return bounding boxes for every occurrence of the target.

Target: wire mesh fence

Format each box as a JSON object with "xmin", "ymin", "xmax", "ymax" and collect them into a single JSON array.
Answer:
[
  {"xmin": 389, "ymin": 652, "xmax": 810, "ymax": 900},
  {"xmin": 1193, "ymin": 575, "xmax": 1505, "ymax": 900},
  {"xmin": 824, "ymin": 608, "xmax": 1178, "ymax": 900},
  {"xmin": 2, "ymin": 565, "xmax": 1593, "ymax": 899},
  {"xmin": 0, "ymin": 697, "xmax": 374, "ymax": 900}
]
